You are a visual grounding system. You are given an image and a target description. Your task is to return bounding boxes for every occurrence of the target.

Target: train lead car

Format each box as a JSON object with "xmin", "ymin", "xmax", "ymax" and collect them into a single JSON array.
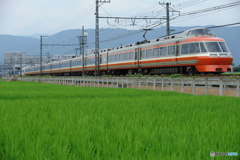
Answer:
[{"xmin": 25, "ymin": 28, "xmax": 233, "ymax": 76}]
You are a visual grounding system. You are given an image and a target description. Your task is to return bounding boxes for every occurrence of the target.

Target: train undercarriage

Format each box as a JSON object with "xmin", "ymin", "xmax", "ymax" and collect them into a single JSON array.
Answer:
[{"xmin": 44, "ymin": 66, "xmax": 223, "ymax": 77}]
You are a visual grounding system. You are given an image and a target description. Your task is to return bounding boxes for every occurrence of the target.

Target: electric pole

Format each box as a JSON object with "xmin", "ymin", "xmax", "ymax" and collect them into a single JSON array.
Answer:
[
  {"xmin": 166, "ymin": 3, "xmax": 170, "ymax": 36},
  {"xmin": 159, "ymin": 2, "xmax": 171, "ymax": 36},
  {"xmin": 95, "ymin": 0, "xmax": 110, "ymax": 76},
  {"xmin": 82, "ymin": 26, "xmax": 85, "ymax": 77},
  {"xmin": 20, "ymin": 53, "xmax": 22, "ymax": 77},
  {"xmin": 77, "ymin": 26, "xmax": 87, "ymax": 76},
  {"xmin": 40, "ymin": 35, "xmax": 48, "ymax": 77},
  {"xmin": 13, "ymin": 55, "xmax": 16, "ymax": 77}
]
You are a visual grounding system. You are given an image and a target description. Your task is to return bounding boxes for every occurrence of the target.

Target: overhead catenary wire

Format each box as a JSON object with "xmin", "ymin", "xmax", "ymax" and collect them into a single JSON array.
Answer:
[{"xmin": 36, "ymin": 0, "xmax": 240, "ymax": 58}]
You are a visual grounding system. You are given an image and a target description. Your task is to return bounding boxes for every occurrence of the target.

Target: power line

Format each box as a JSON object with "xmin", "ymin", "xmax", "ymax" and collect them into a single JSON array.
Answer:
[{"xmin": 207, "ymin": 22, "xmax": 240, "ymax": 29}]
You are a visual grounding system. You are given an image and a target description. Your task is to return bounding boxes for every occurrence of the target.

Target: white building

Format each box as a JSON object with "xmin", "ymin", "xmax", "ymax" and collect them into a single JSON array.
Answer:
[{"xmin": 4, "ymin": 51, "xmax": 47, "ymax": 66}]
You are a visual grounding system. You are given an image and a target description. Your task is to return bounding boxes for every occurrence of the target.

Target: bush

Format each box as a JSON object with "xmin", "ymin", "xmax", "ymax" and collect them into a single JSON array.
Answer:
[{"xmin": 233, "ymin": 65, "xmax": 240, "ymax": 72}]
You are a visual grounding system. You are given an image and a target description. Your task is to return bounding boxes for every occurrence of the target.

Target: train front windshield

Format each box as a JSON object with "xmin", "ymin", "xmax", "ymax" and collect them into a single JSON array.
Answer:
[
  {"xmin": 189, "ymin": 29, "xmax": 215, "ymax": 36},
  {"xmin": 204, "ymin": 42, "xmax": 229, "ymax": 53}
]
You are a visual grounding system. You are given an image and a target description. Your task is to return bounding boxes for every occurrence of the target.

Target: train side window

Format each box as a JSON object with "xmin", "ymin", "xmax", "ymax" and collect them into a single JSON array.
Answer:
[
  {"xmin": 189, "ymin": 43, "xmax": 200, "ymax": 54},
  {"xmin": 119, "ymin": 54, "xmax": 123, "ymax": 61},
  {"xmin": 129, "ymin": 52, "xmax": 134, "ymax": 60},
  {"xmin": 168, "ymin": 46, "xmax": 175, "ymax": 55},
  {"xmin": 160, "ymin": 47, "xmax": 167, "ymax": 56},
  {"xmin": 146, "ymin": 49, "xmax": 152, "ymax": 58},
  {"xmin": 124, "ymin": 52, "xmax": 129, "ymax": 61},
  {"xmin": 153, "ymin": 48, "xmax": 160, "ymax": 57},
  {"xmin": 181, "ymin": 44, "xmax": 189, "ymax": 54},
  {"xmin": 115, "ymin": 54, "xmax": 119, "ymax": 61},
  {"xmin": 142, "ymin": 50, "xmax": 146, "ymax": 59},
  {"xmin": 111, "ymin": 55, "xmax": 115, "ymax": 62},
  {"xmin": 108, "ymin": 55, "xmax": 111, "ymax": 62},
  {"xmin": 103, "ymin": 56, "xmax": 107, "ymax": 63}
]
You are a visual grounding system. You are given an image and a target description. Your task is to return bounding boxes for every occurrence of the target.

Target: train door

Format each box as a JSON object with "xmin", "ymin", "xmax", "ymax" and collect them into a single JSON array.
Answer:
[
  {"xmin": 84, "ymin": 58, "xmax": 87, "ymax": 72},
  {"xmin": 70, "ymin": 60, "xmax": 72, "ymax": 73},
  {"xmin": 107, "ymin": 51, "xmax": 109, "ymax": 71},
  {"xmin": 176, "ymin": 41, "xmax": 180, "ymax": 64},
  {"xmin": 136, "ymin": 48, "xmax": 139, "ymax": 68}
]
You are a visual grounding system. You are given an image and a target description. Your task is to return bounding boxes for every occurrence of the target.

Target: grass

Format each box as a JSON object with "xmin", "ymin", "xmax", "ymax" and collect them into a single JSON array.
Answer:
[
  {"xmin": 0, "ymin": 81, "xmax": 239, "ymax": 159},
  {"xmin": 222, "ymin": 72, "xmax": 240, "ymax": 75}
]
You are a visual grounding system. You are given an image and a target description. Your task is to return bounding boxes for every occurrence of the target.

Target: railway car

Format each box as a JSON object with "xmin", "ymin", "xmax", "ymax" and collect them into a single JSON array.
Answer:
[{"xmin": 25, "ymin": 28, "xmax": 233, "ymax": 76}]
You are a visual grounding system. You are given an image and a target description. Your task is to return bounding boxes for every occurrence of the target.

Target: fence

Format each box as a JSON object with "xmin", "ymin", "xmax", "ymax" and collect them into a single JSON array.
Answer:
[{"xmin": 18, "ymin": 77, "xmax": 240, "ymax": 97}]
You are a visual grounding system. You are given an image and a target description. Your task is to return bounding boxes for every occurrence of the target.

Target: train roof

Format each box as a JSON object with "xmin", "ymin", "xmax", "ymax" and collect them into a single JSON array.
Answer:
[
  {"xmin": 98, "ymin": 28, "xmax": 216, "ymax": 55},
  {"xmin": 39, "ymin": 28, "xmax": 216, "ymax": 65}
]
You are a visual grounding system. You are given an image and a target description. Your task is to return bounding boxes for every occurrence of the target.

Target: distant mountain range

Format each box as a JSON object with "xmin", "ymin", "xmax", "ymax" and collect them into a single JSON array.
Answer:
[{"xmin": 0, "ymin": 26, "xmax": 239, "ymax": 65}]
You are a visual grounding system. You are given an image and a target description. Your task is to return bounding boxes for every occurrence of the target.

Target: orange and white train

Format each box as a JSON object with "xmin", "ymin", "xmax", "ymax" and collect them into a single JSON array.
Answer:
[{"xmin": 25, "ymin": 28, "xmax": 233, "ymax": 76}]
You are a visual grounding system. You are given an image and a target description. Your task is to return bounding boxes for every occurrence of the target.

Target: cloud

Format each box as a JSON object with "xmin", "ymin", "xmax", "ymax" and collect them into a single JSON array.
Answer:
[{"xmin": 0, "ymin": 0, "xmax": 239, "ymax": 35}]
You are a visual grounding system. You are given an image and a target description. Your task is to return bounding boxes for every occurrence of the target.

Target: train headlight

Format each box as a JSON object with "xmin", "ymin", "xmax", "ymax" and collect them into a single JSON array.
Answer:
[
  {"xmin": 210, "ymin": 54, "xmax": 218, "ymax": 57},
  {"xmin": 219, "ymin": 54, "xmax": 228, "ymax": 57}
]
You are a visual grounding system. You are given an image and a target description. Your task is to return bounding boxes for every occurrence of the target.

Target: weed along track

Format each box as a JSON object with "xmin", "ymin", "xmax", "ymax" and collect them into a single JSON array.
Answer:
[
  {"xmin": 0, "ymin": 80, "xmax": 239, "ymax": 159},
  {"xmin": 19, "ymin": 76, "xmax": 240, "ymax": 97}
]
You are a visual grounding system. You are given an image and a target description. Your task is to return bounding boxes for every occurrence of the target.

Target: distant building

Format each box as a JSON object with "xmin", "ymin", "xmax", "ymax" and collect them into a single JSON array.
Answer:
[
  {"xmin": 4, "ymin": 51, "xmax": 47, "ymax": 66},
  {"xmin": 4, "ymin": 51, "xmax": 22, "ymax": 66}
]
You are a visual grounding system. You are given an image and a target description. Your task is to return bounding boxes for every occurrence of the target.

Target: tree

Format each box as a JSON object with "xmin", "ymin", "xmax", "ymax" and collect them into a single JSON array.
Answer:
[{"xmin": 233, "ymin": 65, "xmax": 240, "ymax": 72}]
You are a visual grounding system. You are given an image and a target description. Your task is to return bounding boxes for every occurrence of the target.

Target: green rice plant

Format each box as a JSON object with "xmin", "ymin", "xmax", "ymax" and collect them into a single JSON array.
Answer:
[{"xmin": 0, "ymin": 81, "xmax": 239, "ymax": 160}]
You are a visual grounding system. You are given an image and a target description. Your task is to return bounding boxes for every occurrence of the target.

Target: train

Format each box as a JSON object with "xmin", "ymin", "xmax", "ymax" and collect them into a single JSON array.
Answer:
[{"xmin": 25, "ymin": 28, "xmax": 233, "ymax": 76}]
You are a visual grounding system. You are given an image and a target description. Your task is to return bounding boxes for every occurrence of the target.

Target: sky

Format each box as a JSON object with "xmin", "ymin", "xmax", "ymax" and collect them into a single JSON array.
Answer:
[{"xmin": 0, "ymin": 0, "xmax": 239, "ymax": 36}]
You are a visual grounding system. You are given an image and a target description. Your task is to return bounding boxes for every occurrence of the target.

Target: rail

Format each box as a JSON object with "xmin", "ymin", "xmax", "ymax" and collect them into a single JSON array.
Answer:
[{"xmin": 18, "ymin": 77, "xmax": 240, "ymax": 97}]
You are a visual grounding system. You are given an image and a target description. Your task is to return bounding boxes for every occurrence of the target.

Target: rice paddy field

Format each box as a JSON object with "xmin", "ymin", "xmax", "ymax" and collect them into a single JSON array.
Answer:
[{"xmin": 0, "ymin": 80, "xmax": 239, "ymax": 160}]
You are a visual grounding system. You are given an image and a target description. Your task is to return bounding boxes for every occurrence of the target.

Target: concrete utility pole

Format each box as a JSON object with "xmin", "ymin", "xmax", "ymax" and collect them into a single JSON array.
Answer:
[
  {"xmin": 40, "ymin": 35, "xmax": 48, "ymax": 77},
  {"xmin": 20, "ymin": 53, "xmax": 22, "ymax": 77},
  {"xmin": 13, "ymin": 56, "xmax": 16, "ymax": 77},
  {"xmin": 77, "ymin": 26, "xmax": 87, "ymax": 76},
  {"xmin": 0, "ymin": 63, "xmax": 2, "ymax": 78},
  {"xmin": 166, "ymin": 2, "xmax": 170, "ymax": 36},
  {"xmin": 40, "ymin": 36, "xmax": 43, "ymax": 77},
  {"xmin": 82, "ymin": 26, "xmax": 85, "ymax": 77},
  {"xmin": 159, "ymin": 2, "xmax": 171, "ymax": 36},
  {"xmin": 95, "ymin": 0, "xmax": 110, "ymax": 76}
]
